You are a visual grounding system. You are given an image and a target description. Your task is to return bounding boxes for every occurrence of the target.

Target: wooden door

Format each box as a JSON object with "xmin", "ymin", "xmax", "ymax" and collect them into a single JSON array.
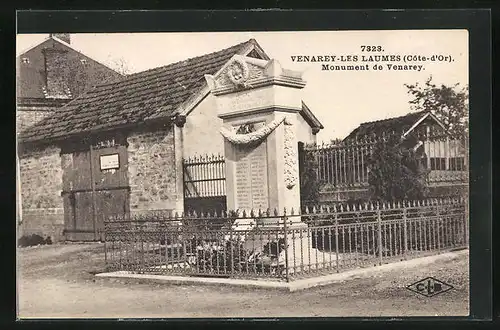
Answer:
[{"xmin": 62, "ymin": 136, "xmax": 130, "ymax": 241}]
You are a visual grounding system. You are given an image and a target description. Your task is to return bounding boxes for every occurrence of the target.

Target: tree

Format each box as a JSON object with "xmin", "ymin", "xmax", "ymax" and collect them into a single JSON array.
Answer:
[
  {"xmin": 105, "ymin": 56, "xmax": 132, "ymax": 75},
  {"xmin": 368, "ymin": 134, "xmax": 428, "ymax": 201},
  {"xmin": 298, "ymin": 142, "xmax": 322, "ymax": 204},
  {"xmin": 405, "ymin": 76, "xmax": 468, "ymax": 138},
  {"xmin": 330, "ymin": 138, "xmax": 343, "ymax": 145}
]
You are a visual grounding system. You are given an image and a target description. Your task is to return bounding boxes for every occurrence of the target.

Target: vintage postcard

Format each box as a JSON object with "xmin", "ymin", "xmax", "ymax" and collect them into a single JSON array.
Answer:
[{"xmin": 17, "ymin": 28, "xmax": 473, "ymax": 318}]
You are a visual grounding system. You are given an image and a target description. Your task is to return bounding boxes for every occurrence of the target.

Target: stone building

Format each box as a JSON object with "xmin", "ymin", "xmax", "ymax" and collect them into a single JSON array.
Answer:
[
  {"xmin": 17, "ymin": 33, "xmax": 123, "ymax": 131},
  {"xmin": 18, "ymin": 39, "xmax": 323, "ymax": 242},
  {"xmin": 16, "ymin": 33, "xmax": 123, "ymax": 236}
]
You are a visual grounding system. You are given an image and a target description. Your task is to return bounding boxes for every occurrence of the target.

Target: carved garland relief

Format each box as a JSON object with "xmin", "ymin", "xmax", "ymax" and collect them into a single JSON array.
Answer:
[
  {"xmin": 220, "ymin": 116, "xmax": 298, "ymax": 190},
  {"xmin": 219, "ymin": 117, "xmax": 285, "ymax": 145}
]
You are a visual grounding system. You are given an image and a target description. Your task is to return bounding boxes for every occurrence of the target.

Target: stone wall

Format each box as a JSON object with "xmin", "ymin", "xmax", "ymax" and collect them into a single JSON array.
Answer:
[
  {"xmin": 18, "ymin": 145, "xmax": 64, "ymax": 241},
  {"xmin": 127, "ymin": 127, "xmax": 179, "ymax": 214}
]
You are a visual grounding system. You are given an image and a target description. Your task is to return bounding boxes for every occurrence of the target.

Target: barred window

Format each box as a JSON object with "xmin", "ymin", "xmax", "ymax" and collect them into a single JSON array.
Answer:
[
  {"xmin": 449, "ymin": 157, "xmax": 465, "ymax": 171},
  {"xmin": 430, "ymin": 157, "xmax": 446, "ymax": 170}
]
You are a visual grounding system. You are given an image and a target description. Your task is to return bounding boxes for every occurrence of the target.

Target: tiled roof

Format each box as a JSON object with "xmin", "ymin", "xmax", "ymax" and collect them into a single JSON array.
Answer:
[
  {"xmin": 20, "ymin": 39, "xmax": 257, "ymax": 143},
  {"xmin": 343, "ymin": 110, "xmax": 430, "ymax": 141}
]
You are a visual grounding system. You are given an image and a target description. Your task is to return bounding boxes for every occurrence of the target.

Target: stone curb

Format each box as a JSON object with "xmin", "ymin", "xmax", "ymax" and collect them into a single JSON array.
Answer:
[{"xmin": 96, "ymin": 248, "xmax": 468, "ymax": 292}]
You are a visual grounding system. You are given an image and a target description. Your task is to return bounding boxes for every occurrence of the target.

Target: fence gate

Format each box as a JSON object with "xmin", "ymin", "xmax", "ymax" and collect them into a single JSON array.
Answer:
[
  {"xmin": 183, "ymin": 154, "xmax": 226, "ymax": 214},
  {"xmin": 62, "ymin": 135, "xmax": 130, "ymax": 241}
]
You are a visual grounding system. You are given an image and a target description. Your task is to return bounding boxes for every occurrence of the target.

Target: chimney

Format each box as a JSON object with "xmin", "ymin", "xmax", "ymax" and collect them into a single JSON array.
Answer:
[
  {"xmin": 50, "ymin": 33, "xmax": 71, "ymax": 44},
  {"xmin": 42, "ymin": 47, "xmax": 72, "ymax": 99}
]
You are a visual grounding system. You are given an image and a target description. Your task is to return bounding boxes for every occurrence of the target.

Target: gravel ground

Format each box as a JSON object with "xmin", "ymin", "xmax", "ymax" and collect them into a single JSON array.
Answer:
[{"xmin": 17, "ymin": 243, "xmax": 469, "ymax": 318}]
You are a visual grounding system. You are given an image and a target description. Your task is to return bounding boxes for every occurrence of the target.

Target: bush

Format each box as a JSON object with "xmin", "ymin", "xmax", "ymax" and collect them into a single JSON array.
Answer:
[
  {"xmin": 299, "ymin": 142, "xmax": 323, "ymax": 204},
  {"xmin": 18, "ymin": 234, "xmax": 53, "ymax": 247},
  {"xmin": 368, "ymin": 134, "xmax": 428, "ymax": 201}
]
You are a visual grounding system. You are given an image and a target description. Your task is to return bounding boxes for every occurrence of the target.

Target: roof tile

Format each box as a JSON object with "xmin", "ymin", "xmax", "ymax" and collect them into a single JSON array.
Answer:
[
  {"xmin": 343, "ymin": 110, "xmax": 430, "ymax": 141},
  {"xmin": 21, "ymin": 40, "xmax": 253, "ymax": 143}
]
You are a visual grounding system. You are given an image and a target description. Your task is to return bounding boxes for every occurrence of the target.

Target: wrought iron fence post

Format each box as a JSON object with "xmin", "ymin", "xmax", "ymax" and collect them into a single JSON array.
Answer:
[
  {"xmin": 181, "ymin": 221, "xmax": 187, "ymax": 267},
  {"xmin": 436, "ymin": 203, "xmax": 441, "ymax": 252},
  {"xmin": 140, "ymin": 222, "xmax": 145, "ymax": 272},
  {"xmin": 283, "ymin": 211, "xmax": 290, "ymax": 282},
  {"xmin": 377, "ymin": 208, "xmax": 383, "ymax": 265},
  {"xmin": 403, "ymin": 207, "xmax": 408, "ymax": 260},
  {"xmin": 464, "ymin": 197, "xmax": 469, "ymax": 246},
  {"xmin": 335, "ymin": 212, "xmax": 339, "ymax": 273},
  {"xmin": 104, "ymin": 219, "xmax": 108, "ymax": 267}
]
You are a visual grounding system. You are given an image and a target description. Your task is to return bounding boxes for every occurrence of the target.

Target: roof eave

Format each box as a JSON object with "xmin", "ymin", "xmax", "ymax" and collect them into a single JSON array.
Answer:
[
  {"xmin": 19, "ymin": 114, "xmax": 174, "ymax": 147},
  {"xmin": 301, "ymin": 101, "xmax": 324, "ymax": 130},
  {"xmin": 402, "ymin": 111, "xmax": 450, "ymax": 138}
]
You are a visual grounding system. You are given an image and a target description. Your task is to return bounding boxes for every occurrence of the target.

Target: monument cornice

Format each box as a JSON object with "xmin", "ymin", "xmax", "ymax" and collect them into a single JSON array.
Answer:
[
  {"xmin": 218, "ymin": 106, "xmax": 302, "ymax": 120},
  {"xmin": 211, "ymin": 76, "xmax": 306, "ymax": 96}
]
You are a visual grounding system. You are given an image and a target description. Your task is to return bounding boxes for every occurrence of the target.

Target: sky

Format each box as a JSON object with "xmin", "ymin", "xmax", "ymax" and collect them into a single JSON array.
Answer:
[{"xmin": 17, "ymin": 31, "xmax": 468, "ymax": 142}]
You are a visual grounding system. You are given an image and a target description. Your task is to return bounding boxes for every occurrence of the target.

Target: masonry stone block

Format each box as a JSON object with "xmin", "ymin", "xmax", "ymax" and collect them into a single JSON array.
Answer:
[{"xmin": 127, "ymin": 127, "xmax": 178, "ymax": 214}]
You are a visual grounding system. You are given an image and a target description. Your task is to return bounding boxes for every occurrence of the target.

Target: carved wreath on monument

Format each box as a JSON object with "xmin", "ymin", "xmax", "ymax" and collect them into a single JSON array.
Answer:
[{"xmin": 227, "ymin": 57, "xmax": 250, "ymax": 87}]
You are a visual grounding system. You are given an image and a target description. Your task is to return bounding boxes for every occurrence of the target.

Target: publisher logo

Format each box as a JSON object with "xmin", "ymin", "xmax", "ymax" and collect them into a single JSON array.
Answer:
[{"xmin": 406, "ymin": 277, "xmax": 454, "ymax": 297}]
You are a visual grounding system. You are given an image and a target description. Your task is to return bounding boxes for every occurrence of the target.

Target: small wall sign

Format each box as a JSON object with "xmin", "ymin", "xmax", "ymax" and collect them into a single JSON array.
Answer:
[{"xmin": 100, "ymin": 154, "xmax": 120, "ymax": 170}]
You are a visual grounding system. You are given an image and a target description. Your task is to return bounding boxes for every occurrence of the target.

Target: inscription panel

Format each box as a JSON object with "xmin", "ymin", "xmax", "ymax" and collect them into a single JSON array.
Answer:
[
  {"xmin": 235, "ymin": 141, "xmax": 269, "ymax": 210},
  {"xmin": 218, "ymin": 87, "xmax": 273, "ymax": 115}
]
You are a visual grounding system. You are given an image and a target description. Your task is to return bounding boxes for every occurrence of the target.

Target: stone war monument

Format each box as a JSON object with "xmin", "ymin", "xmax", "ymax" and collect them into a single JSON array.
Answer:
[{"xmin": 206, "ymin": 55, "xmax": 320, "ymax": 270}]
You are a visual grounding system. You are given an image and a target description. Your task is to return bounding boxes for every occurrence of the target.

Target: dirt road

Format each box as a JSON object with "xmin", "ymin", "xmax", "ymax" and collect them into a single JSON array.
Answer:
[{"xmin": 17, "ymin": 243, "xmax": 469, "ymax": 318}]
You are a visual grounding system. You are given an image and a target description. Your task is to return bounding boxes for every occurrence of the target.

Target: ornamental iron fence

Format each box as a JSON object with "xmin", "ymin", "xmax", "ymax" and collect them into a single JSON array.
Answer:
[
  {"xmin": 104, "ymin": 197, "xmax": 467, "ymax": 282},
  {"xmin": 303, "ymin": 133, "xmax": 469, "ymax": 189},
  {"xmin": 183, "ymin": 154, "xmax": 226, "ymax": 199}
]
